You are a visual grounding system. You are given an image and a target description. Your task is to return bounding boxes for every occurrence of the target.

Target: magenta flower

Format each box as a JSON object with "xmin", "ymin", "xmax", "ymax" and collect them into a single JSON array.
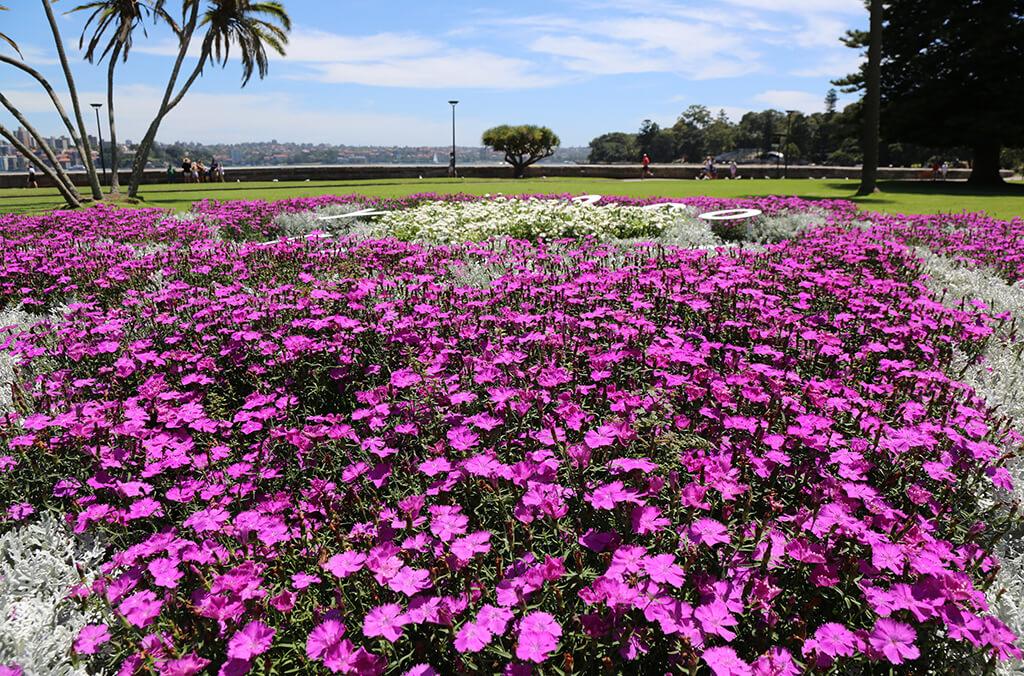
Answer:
[
  {"xmin": 388, "ymin": 566, "xmax": 432, "ymax": 596},
  {"xmin": 306, "ymin": 620, "xmax": 356, "ymax": 673},
  {"xmin": 291, "ymin": 572, "xmax": 321, "ymax": 590},
  {"xmin": 118, "ymin": 589, "xmax": 163, "ymax": 628},
  {"xmin": 695, "ymin": 599, "xmax": 738, "ymax": 641},
  {"xmin": 228, "ymin": 621, "xmax": 276, "ymax": 660},
  {"xmin": 689, "ymin": 518, "xmax": 731, "ymax": 547},
  {"xmin": 73, "ymin": 624, "xmax": 111, "ymax": 655},
  {"xmin": 751, "ymin": 647, "xmax": 799, "ymax": 676},
  {"xmin": 147, "ymin": 557, "xmax": 183, "ymax": 588},
  {"xmin": 516, "ymin": 611, "xmax": 562, "ymax": 663},
  {"xmin": 642, "ymin": 553, "xmax": 685, "ymax": 587},
  {"xmin": 703, "ymin": 646, "xmax": 752, "ymax": 676},
  {"xmin": 390, "ymin": 368, "xmax": 422, "ymax": 388},
  {"xmin": 363, "ymin": 604, "xmax": 408, "ymax": 642},
  {"xmin": 161, "ymin": 654, "xmax": 210, "ymax": 676},
  {"xmin": 322, "ymin": 551, "xmax": 367, "ymax": 578},
  {"xmin": 477, "ymin": 605, "xmax": 513, "ymax": 635},
  {"xmin": 803, "ymin": 623, "xmax": 862, "ymax": 659},
  {"xmin": 868, "ymin": 619, "xmax": 919, "ymax": 664},
  {"xmin": 454, "ymin": 620, "xmax": 492, "ymax": 653}
]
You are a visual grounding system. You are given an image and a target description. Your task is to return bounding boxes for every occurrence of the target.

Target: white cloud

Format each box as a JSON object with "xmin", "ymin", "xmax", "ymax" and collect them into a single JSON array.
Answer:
[
  {"xmin": 308, "ymin": 51, "xmax": 558, "ymax": 89},
  {"xmin": 1, "ymin": 86, "xmax": 470, "ymax": 145},
  {"xmin": 720, "ymin": 0, "xmax": 863, "ymax": 15},
  {"xmin": 752, "ymin": 89, "xmax": 828, "ymax": 112},
  {"xmin": 792, "ymin": 51, "xmax": 863, "ymax": 78},
  {"xmin": 528, "ymin": 35, "xmax": 669, "ymax": 75}
]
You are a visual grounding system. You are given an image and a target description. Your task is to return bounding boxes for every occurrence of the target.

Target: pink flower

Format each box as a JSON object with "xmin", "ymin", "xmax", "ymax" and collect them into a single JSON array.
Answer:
[
  {"xmin": 695, "ymin": 599, "xmax": 738, "ymax": 641},
  {"xmin": 388, "ymin": 566, "xmax": 432, "ymax": 596},
  {"xmin": 751, "ymin": 647, "xmax": 799, "ymax": 676},
  {"xmin": 454, "ymin": 620, "xmax": 492, "ymax": 653},
  {"xmin": 632, "ymin": 506, "xmax": 670, "ymax": 535},
  {"xmin": 477, "ymin": 605, "xmax": 513, "ymax": 635},
  {"xmin": 689, "ymin": 518, "xmax": 731, "ymax": 547},
  {"xmin": 306, "ymin": 620, "xmax": 356, "ymax": 673},
  {"xmin": 642, "ymin": 553, "xmax": 686, "ymax": 587},
  {"xmin": 390, "ymin": 369, "xmax": 422, "ymax": 388},
  {"xmin": 291, "ymin": 572, "xmax": 321, "ymax": 589},
  {"xmin": 363, "ymin": 604, "xmax": 408, "ymax": 642},
  {"xmin": 228, "ymin": 621, "xmax": 276, "ymax": 661},
  {"xmin": 161, "ymin": 654, "xmax": 210, "ymax": 676},
  {"xmin": 446, "ymin": 426, "xmax": 479, "ymax": 451},
  {"xmin": 148, "ymin": 557, "xmax": 183, "ymax": 588},
  {"xmin": 516, "ymin": 611, "xmax": 562, "ymax": 663},
  {"xmin": 868, "ymin": 619, "xmax": 919, "ymax": 664},
  {"xmin": 322, "ymin": 551, "xmax": 367, "ymax": 578},
  {"xmin": 73, "ymin": 624, "xmax": 111, "ymax": 655},
  {"xmin": 703, "ymin": 646, "xmax": 752, "ymax": 676},
  {"xmin": 6, "ymin": 503, "xmax": 33, "ymax": 521},
  {"xmin": 118, "ymin": 589, "xmax": 163, "ymax": 628},
  {"xmin": 803, "ymin": 622, "xmax": 862, "ymax": 659},
  {"xmin": 450, "ymin": 531, "xmax": 492, "ymax": 563}
]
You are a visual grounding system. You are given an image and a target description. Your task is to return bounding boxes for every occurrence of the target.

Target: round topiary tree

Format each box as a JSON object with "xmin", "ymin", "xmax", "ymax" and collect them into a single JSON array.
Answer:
[{"xmin": 482, "ymin": 124, "xmax": 560, "ymax": 178}]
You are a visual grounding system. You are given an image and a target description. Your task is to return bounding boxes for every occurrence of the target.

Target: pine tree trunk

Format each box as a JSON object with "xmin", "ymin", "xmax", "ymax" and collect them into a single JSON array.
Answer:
[
  {"xmin": 967, "ymin": 143, "xmax": 1004, "ymax": 186},
  {"xmin": 856, "ymin": 0, "xmax": 882, "ymax": 197},
  {"xmin": 41, "ymin": 0, "xmax": 103, "ymax": 201},
  {"xmin": 107, "ymin": 43, "xmax": 121, "ymax": 195}
]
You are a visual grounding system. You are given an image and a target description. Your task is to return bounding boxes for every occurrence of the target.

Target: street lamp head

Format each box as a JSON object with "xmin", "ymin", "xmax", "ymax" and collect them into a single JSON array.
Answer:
[
  {"xmin": 449, "ymin": 100, "xmax": 459, "ymax": 106},
  {"xmin": 91, "ymin": 102, "xmax": 103, "ymax": 109}
]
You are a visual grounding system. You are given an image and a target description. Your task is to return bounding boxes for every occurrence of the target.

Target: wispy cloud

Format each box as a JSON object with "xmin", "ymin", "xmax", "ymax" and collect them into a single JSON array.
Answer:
[{"xmin": 752, "ymin": 89, "xmax": 830, "ymax": 112}]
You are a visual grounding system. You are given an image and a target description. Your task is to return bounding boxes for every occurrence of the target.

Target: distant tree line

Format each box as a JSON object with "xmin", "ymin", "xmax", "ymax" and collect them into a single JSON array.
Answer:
[{"xmin": 587, "ymin": 92, "xmax": 1024, "ymax": 170}]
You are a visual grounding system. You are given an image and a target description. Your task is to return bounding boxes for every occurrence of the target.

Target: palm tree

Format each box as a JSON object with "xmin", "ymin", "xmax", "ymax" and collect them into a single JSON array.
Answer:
[
  {"xmin": 127, "ymin": 0, "xmax": 290, "ymax": 198},
  {"xmin": 856, "ymin": 0, "xmax": 882, "ymax": 196},
  {"xmin": 69, "ymin": 0, "xmax": 172, "ymax": 194},
  {"xmin": 0, "ymin": 4, "xmax": 86, "ymax": 205},
  {"xmin": 0, "ymin": 5, "xmax": 23, "ymax": 56},
  {"xmin": 40, "ymin": 0, "xmax": 104, "ymax": 201}
]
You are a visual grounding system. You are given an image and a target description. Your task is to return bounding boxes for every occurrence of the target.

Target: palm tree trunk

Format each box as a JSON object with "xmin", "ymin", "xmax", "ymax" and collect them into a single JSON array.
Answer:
[
  {"xmin": 0, "ymin": 91, "xmax": 82, "ymax": 200},
  {"xmin": 0, "ymin": 55, "xmax": 94, "ymax": 176},
  {"xmin": 856, "ymin": 0, "xmax": 882, "ymax": 197},
  {"xmin": 41, "ymin": 0, "xmax": 103, "ymax": 201},
  {"xmin": 0, "ymin": 124, "xmax": 81, "ymax": 207},
  {"xmin": 107, "ymin": 42, "xmax": 121, "ymax": 195},
  {"xmin": 127, "ymin": 3, "xmax": 201, "ymax": 198}
]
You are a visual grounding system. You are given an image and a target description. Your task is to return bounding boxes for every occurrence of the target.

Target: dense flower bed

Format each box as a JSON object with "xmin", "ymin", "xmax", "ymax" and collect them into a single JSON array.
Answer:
[{"xmin": 0, "ymin": 195, "xmax": 1021, "ymax": 675}]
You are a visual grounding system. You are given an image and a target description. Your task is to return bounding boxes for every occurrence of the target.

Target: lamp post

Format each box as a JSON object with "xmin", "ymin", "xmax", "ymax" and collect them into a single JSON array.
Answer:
[
  {"xmin": 783, "ymin": 110, "xmax": 797, "ymax": 179},
  {"xmin": 90, "ymin": 103, "xmax": 107, "ymax": 185},
  {"xmin": 448, "ymin": 100, "xmax": 458, "ymax": 178}
]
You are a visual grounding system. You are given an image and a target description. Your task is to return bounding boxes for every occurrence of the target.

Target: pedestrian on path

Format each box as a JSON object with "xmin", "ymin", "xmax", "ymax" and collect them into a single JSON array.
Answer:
[{"xmin": 641, "ymin": 153, "xmax": 653, "ymax": 179}]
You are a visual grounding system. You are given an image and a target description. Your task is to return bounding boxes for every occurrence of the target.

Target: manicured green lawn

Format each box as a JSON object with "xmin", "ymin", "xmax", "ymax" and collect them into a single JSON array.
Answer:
[{"xmin": 2, "ymin": 177, "xmax": 1023, "ymax": 218}]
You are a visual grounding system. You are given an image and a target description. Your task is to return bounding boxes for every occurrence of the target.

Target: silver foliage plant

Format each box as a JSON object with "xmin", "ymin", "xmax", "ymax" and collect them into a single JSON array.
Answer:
[
  {"xmin": 0, "ymin": 514, "xmax": 106, "ymax": 676},
  {"xmin": 917, "ymin": 249, "xmax": 1024, "ymax": 673},
  {"xmin": 273, "ymin": 204, "xmax": 372, "ymax": 239}
]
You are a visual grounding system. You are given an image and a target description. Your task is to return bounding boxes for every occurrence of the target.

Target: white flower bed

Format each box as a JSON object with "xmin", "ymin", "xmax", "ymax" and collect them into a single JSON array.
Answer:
[{"xmin": 372, "ymin": 198, "xmax": 715, "ymax": 244}]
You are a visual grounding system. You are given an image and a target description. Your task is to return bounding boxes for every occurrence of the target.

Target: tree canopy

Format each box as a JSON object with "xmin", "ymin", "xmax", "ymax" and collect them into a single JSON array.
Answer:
[
  {"xmin": 838, "ymin": 0, "xmax": 1024, "ymax": 184},
  {"xmin": 482, "ymin": 125, "xmax": 560, "ymax": 178}
]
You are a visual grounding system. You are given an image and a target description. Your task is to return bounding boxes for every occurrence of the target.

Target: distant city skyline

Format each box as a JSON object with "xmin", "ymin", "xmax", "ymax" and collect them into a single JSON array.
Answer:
[{"xmin": 1, "ymin": 1, "xmax": 866, "ymax": 147}]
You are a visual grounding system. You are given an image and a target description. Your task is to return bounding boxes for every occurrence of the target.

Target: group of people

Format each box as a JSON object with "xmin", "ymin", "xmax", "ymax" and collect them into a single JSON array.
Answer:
[
  {"xmin": 175, "ymin": 157, "xmax": 224, "ymax": 183},
  {"xmin": 641, "ymin": 154, "xmax": 740, "ymax": 180},
  {"xmin": 930, "ymin": 161, "xmax": 950, "ymax": 181}
]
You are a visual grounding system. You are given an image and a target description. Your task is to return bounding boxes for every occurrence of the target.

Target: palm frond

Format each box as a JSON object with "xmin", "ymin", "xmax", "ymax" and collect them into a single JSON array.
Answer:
[{"xmin": 0, "ymin": 4, "xmax": 22, "ymax": 57}]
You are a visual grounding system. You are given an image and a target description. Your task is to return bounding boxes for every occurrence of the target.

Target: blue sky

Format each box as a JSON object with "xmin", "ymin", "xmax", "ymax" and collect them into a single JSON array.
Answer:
[{"xmin": 1, "ymin": 0, "xmax": 867, "ymax": 146}]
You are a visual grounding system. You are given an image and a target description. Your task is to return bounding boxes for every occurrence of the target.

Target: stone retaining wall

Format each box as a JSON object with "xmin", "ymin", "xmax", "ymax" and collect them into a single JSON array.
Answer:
[{"xmin": 0, "ymin": 163, "xmax": 1008, "ymax": 189}]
